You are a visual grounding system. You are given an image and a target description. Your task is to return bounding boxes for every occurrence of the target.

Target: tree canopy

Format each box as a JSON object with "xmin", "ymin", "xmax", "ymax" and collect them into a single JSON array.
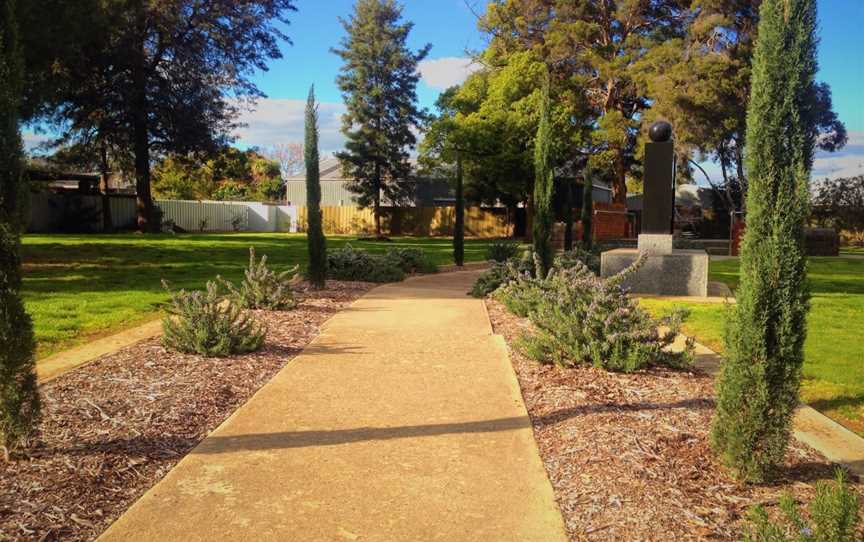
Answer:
[{"xmin": 21, "ymin": 0, "xmax": 297, "ymax": 231}]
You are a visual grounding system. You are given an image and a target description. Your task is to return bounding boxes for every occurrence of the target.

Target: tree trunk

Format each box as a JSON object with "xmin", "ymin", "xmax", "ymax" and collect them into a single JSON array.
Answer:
[
  {"xmin": 99, "ymin": 140, "xmax": 113, "ymax": 233},
  {"xmin": 373, "ymin": 162, "xmax": 382, "ymax": 238},
  {"xmin": 132, "ymin": 6, "xmax": 153, "ymax": 233},
  {"xmin": 453, "ymin": 154, "xmax": 464, "ymax": 266},
  {"xmin": 563, "ymin": 180, "xmax": 574, "ymax": 251},
  {"xmin": 611, "ymin": 149, "xmax": 627, "ymax": 204}
]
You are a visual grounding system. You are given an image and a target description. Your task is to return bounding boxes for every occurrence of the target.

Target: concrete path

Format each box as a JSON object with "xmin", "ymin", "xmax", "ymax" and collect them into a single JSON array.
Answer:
[{"xmin": 98, "ymin": 271, "xmax": 566, "ymax": 542}]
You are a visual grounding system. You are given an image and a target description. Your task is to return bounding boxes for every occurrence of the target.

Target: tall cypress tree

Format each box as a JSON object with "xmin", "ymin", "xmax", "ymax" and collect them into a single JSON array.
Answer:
[
  {"xmin": 304, "ymin": 86, "xmax": 327, "ymax": 289},
  {"xmin": 710, "ymin": 0, "xmax": 817, "ymax": 482},
  {"xmin": 332, "ymin": 0, "xmax": 430, "ymax": 238},
  {"xmin": 532, "ymin": 71, "xmax": 554, "ymax": 277},
  {"xmin": 581, "ymin": 174, "xmax": 593, "ymax": 249},
  {"xmin": 563, "ymin": 180, "xmax": 574, "ymax": 251},
  {"xmin": 0, "ymin": 0, "xmax": 38, "ymax": 456},
  {"xmin": 453, "ymin": 154, "xmax": 465, "ymax": 266}
]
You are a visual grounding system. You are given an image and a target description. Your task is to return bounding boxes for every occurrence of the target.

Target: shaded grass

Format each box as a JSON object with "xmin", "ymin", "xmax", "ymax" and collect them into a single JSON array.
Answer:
[
  {"xmin": 641, "ymin": 257, "xmax": 864, "ymax": 435},
  {"xmin": 22, "ymin": 233, "xmax": 498, "ymax": 358}
]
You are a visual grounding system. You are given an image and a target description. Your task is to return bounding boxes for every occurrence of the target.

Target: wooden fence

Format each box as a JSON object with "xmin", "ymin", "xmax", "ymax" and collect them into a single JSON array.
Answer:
[{"xmin": 296, "ymin": 206, "xmax": 510, "ymax": 238}]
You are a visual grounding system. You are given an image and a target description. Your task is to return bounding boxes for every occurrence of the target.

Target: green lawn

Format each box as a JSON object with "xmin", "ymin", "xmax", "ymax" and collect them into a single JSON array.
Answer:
[
  {"xmin": 22, "ymin": 233, "xmax": 498, "ymax": 358},
  {"xmin": 641, "ymin": 257, "xmax": 864, "ymax": 435}
]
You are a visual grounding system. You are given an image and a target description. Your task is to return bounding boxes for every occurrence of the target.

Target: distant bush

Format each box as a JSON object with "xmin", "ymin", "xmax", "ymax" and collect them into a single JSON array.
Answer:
[
  {"xmin": 503, "ymin": 255, "xmax": 693, "ymax": 373},
  {"xmin": 485, "ymin": 240, "xmax": 523, "ymax": 262},
  {"xmin": 744, "ymin": 469, "xmax": 861, "ymax": 542},
  {"xmin": 470, "ymin": 245, "xmax": 600, "ymax": 299},
  {"xmin": 326, "ymin": 244, "xmax": 406, "ymax": 283},
  {"xmin": 386, "ymin": 247, "xmax": 438, "ymax": 274},
  {"xmin": 219, "ymin": 247, "xmax": 299, "ymax": 310},
  {"xmin": 162, "ymin": 281, "xmax": 266, "ymax": 357},
  {"xmin": 554, "ymin": 244, "xmax": 601, "ymax": 274},
  {"xmin": 469, "ymin": 254, "xmax": 535, "ymax": 298}
]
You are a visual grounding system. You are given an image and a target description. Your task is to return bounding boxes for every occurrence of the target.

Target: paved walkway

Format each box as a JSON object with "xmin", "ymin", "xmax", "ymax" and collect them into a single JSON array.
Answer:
[{"xmin": 99, "ymin": 271, "xmax": 566, "ymax": 542}]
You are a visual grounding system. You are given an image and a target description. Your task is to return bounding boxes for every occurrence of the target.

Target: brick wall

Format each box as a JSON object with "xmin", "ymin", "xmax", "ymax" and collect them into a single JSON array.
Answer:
[{"xmin": 551, "ymin": 202, "xmax": 632, "ymax": 248}]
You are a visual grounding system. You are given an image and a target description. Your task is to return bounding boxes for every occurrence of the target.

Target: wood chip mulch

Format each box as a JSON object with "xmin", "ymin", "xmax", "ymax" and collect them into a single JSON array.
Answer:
[
  {"xmin": 485, "ymin": 299, "xmax": 864, "ymax": 541},
  {"xmin": 0, "ymin": 281, "xmax": 372, "ymax": 542}
]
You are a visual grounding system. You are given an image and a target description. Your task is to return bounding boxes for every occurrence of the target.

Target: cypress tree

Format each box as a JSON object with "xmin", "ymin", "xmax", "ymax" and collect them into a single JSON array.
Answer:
[
  {"xmin": 304, "ymin": 85, "xmax": 327, "ymax": 289},
  {"xmin": 453, "ymin": 153, "xmax": 465, "ymax": 266},
  {"xmin": 710, "ymin": 0, "xmax": 817, "ymax": 482},
  {"xmin": 581, "ymin": 174, "xmax": 593, "ymax": 249},
  {"xmin": 0, "ymin": 0, "xmax": 38, "ymax": 456},
  {"xmin": 563, "ymin": 180, "xmax": 574, "ymax": 251},
  {"xmin": 532, "ymin": 71, "xmax": 554, "ymax": 277}
]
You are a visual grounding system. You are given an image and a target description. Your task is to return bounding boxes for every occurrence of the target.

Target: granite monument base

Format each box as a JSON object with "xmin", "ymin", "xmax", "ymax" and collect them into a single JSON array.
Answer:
[{"xmin": 600, "ymin": 248, "xmax": 709, "ymax": 297}]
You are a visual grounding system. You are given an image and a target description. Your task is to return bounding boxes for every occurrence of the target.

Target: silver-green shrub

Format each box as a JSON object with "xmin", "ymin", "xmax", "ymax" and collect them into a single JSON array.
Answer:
[
  {"xmin": 499, "ymin": 255, "xmax": 693, "ymax": 373},
  {"xmin": 162, "ymin": 280, "xmax": 266, "ymax": 357},
  {"xmin": 744, "ymin": 470, "xmax": 861, "ymax": 542},
  {"xmin": 219, "ymin": 247, "xmax": 298, "ymax": 311}
]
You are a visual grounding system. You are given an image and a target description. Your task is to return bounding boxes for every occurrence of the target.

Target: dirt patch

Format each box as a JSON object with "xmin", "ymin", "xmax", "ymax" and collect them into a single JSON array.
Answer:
[
  {"xmin": 486, "ymin": 299, "xmax": 864, "ymax": 541},
  {"xmin": 0, "ymin": 281, "xmax": 372, "ymax": 542}
]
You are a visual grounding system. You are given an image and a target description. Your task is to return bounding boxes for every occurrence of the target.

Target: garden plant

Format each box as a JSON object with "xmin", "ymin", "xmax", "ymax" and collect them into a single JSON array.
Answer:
[
  {"xmin": 218, "ymin": 247, "xmax": 298, "ymax": 311},
  {"xmin": 161, "ymin": 280, "xmax": 266, "ymax": 357}
]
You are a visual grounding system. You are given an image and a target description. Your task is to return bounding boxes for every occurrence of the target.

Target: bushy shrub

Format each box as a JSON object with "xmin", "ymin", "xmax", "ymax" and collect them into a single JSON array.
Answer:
[
  {"xmin": 162, "ymin": 281, "xmax": 266, "ymax": 357},
  {"xmin": 386, "ymin": 247, "xmax": 438, "ymax": 274},
  {"xmin": 554, "ymin": 244, "xmax": 601, "ymax": 274},
  {"xmin": 744, "ymin": 470, "xmax": 861, "ymax": 542},
  {"xmin": 469, "ymin": 254, "xmax": 535, "ymax": 298},
  {"xmin": 219, "ymin": 247, "xmax": 298, "ymax": 310},
  {"xmin": 506, "ymin": 256, "xmax": 693, "ymax": 373},
  {"xmin": 326, "ymin": 244, "xmax": 406, "ymax": 283},
  {"xmin": 485, "ymin": 240, "xmax": 523, "ymax": 262},
  {"xmin": 470, "ymin": 245, "xmax": 599, "ymax": 299}
]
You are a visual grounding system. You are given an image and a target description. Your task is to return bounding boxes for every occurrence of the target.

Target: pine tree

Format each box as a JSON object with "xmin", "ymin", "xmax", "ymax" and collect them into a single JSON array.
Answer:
[
  {"xmin": 454, "ymin": 154, "xmax": 465, "ymax": 266},
  {"xmin": 532, "ymin": 71, "xmax": 554, "ymax": 277},
  {"xmin": 332, "ymin": 0, "xmax": 430, "ymax": 238},
  {"xmin": 0, "ymin": 0, "xmax": 38, "ymax": 456},
  {"xmin": 710, "ymin": 0, "xmax": 817, "ymax": 482},
  {"xmin": 581, "ymin": 174, "xmax": 593, "ymax": 249},
  {"xmin": 304, "ymin": 86, "xmax": 327, "ymax": 289}
]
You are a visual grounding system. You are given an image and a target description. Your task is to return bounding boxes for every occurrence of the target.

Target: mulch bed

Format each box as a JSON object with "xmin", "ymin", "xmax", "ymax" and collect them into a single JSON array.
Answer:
[
  {"xmin": 486, "ymin": 299, "xmax": 864, "ymax": 541},
  {"xmin": 0, "ymin": 281, "xmax": 372, "ymax": 542}
]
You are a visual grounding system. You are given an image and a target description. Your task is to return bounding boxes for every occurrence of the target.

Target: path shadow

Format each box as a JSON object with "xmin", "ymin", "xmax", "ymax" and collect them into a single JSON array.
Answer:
[
  {"xmin": 190, "ymin": 415, "xmax": 531, "ymax": 454},
  {"xmin": 51, "ymin": 416, "xmax": 532, "ymax": 457},
  {"xmin": 535, "ymin": 398, "xmax": 714, "ymax": 426}
]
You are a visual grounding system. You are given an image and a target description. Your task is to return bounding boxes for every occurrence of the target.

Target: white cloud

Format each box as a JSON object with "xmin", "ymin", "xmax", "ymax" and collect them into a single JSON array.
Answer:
[
  {"xmin": 417, "ymin": 57, "xmax": 480, "ymax": 90},
  {"xmin": 812, "ymin": 131, "xmax": 864, "ymax": 180},
  {"xmin": 233, "ymin": 98, "xmax": 346, "ymax": 155}
]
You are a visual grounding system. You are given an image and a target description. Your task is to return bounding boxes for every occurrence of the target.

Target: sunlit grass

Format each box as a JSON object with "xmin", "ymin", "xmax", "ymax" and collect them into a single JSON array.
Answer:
[
  {"xmin": 22, "ymin": 233, "xmax": 499, "ymax": 358},
  {"xmin": 641, "ymin": 257, "xmax": 864, "ymax": 435}
]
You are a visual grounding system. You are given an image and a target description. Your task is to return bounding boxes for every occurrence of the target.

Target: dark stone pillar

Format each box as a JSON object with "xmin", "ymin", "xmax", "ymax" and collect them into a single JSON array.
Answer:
[{"xmin": 642, "ymin": 140, "xmax": 674, "ymax": 234}]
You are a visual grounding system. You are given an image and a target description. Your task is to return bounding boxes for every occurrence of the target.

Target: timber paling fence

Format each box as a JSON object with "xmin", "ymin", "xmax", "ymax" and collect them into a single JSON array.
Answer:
[{"xmin": 27, "ymin": 193, "xmax": 509, "ymax": 237}]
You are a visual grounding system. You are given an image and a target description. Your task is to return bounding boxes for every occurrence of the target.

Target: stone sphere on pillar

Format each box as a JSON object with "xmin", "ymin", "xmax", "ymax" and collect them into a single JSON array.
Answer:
[{"xmin": 648, "ymin": 121, "xmax": 673, "ymax": 143}]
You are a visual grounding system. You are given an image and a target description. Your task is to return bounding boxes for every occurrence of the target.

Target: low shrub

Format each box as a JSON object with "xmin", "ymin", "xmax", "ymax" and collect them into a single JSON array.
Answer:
[
  {"xmin": 161, "ymin": 281, "xmax": 266, "ymax": 357},
  {"xmin": 508, "ymin": 255, "xmax": 693, "ymax": 373},
  {"xmin": 219, "ymin": 247, "xmax": 299, "ymax": 310},
  {"xmin": 554, "ymin": 244, "xmax": 601, "ymax": 274},
  {"xmin": 326, "ymin": 244, "xmax": 406, "ymax": 283},
  {"xmin": 469, "ymin": 254, "xmax": 534, "ymax": 298},
  {"xmin": 485, "ymin": 240, "xmax": 523, "ymax": 262},
  {"xmin": 744, "ymin": 469, "xmax": 861, "ymax": 542},
  {"xmin": 385, "ymin": 247, "xmax": 438, "ymax": 274}
]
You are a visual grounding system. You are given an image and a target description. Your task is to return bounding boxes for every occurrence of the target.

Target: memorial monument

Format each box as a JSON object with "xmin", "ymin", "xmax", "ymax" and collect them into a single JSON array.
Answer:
[{"xmin": 599, "ymin": 121, "xmax": 709, "ymax": 296}]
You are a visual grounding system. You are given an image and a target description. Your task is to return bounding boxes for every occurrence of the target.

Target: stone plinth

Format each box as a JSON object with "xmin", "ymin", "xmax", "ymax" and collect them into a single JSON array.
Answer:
[
  {"xmin": 637, "ymin": 234, "xmax": 673, "ymax": 255},
  {"xmin": 600, "ymin": 248, "xmax": 709, "ymax": 297}
]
